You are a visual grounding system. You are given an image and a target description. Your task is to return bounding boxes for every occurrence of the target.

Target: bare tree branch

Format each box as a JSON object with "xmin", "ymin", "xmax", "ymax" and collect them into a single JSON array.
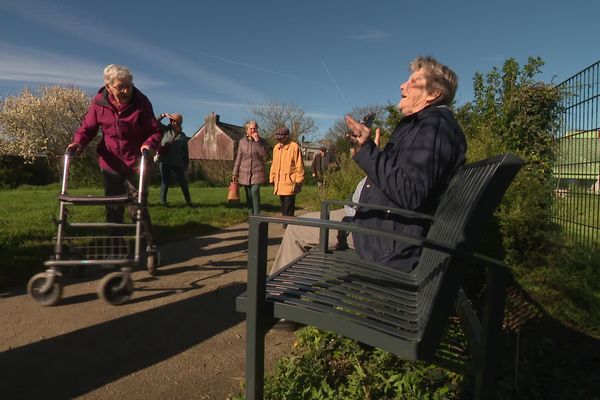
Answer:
[{"xmin": 249, "ymin": 101, "xmax": 317, "ymax": 144}]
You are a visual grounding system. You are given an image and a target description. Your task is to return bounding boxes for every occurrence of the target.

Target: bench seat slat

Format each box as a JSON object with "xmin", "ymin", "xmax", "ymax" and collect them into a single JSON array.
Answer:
[
  {"xmin": 267, "ymin": 282, "xmax": 421, "ymax": 320},
  {"xmin": 279, "ymin": 290, "xmax": 421, "ymax": 323},
  {"xmin": 280, "ymin": 254, "xmax": 421, "ymax": 285},
  {"xmin": 272, "ymin": 296, "xmax": 422, "ymax": 340},
  {"xmin": 268, "ymin": 279, "xmax": 419, "ymax": 308},
  {"xmin": 270, "ymin": 268, "xmax": 419, "ymax": 303}
]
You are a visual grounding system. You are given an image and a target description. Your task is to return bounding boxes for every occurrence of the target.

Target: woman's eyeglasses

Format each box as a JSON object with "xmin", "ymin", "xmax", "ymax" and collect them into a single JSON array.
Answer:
[{"xmin": 109, "ymin": 83, "xmax": 132, "ymax": 93}]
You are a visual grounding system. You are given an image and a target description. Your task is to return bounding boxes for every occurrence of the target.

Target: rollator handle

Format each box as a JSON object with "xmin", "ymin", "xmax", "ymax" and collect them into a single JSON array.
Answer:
[{"xmin": 65, "ymin": 144, "xmax": 81, "ymax": 157}]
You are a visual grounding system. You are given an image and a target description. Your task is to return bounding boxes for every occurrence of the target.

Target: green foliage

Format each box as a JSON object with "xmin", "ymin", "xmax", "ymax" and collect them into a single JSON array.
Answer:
[
  {"xmin": 67, "ymin": 154, "xmax": 104, "ymax": 187},
  {"xmin": 513, "ymin": 242, "xmax": 600, "ymax": 338},
  {"xmin": 189, "ymin": 159, "xmax": 236, "ymax": 185},
  {"xmin": 259, "ymin": 327, "xmax": 463, "ymax": 400},
  {"xmin": 315, "ymin": 152, "xmax": 364, "ymax": 207},
  {"xmin": 0, "ymin": 155, "xmax": 57, "ymax": 188},
  {"xmin": 455, "ymin": 56, "xmax": 562, "ymax": 267}
]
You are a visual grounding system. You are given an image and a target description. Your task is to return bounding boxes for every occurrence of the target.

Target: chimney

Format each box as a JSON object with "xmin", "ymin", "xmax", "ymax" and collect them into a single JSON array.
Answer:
[{"xmin": 205, "ymin": 112, "xmax": 220, "ymax": 137}]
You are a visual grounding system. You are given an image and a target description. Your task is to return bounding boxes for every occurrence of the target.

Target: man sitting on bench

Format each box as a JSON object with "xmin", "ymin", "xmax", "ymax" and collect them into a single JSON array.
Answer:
[{"xmin": 270, "ymin": 56, "xmax": 467, "ymax": 274}]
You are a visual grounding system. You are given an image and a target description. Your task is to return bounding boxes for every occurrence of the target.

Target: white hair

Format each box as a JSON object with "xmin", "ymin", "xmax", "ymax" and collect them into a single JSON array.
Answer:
[
  {"xmin": 103, "ymin": 64, "xmax": 133, "ymax": 85},
  {"xmin": 410, "ymin": 56, "xmax": 458, "ymax": 106}
]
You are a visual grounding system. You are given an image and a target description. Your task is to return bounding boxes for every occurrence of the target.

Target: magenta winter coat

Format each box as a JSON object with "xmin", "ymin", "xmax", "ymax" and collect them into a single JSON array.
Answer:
[{"xmin": 72, "ymin": 87, "xmax": 162, "ymax": 175}]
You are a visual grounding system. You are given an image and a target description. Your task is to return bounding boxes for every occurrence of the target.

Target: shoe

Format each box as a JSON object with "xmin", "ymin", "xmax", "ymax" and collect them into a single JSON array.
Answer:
[
  {"xmin": 335, "ymin": 231, "xmax": 349, "ymax": 251},
  {"xmin": 335, "ymin": 242, "xmax": 349, "ymax": 251}
]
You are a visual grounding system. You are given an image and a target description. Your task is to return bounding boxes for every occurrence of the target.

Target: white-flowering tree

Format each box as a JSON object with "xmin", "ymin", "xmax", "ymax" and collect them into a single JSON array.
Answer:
[{"xmin": 0, "ymin": 85, "xmax": 92, "ymax": 172}]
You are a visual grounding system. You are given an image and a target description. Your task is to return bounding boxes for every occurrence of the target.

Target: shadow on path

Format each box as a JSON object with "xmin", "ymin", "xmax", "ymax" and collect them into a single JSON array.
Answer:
[
  {"xmin": 0, "ymin": 282, "xmax": 246, "ymax": 399},
  {"xmin": 161, "ymin": 235, "xmax": 282, "ymax": 266}
]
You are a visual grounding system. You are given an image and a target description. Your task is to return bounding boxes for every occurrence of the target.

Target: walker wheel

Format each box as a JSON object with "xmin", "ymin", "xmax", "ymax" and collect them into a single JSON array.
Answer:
[
  {"xmin": 146, "ymin": 249, "xmax": 161, "ymax": 276},
  {"xmin": 98, "ymin": 272, "xmax": 134, "ymax": 305},
  {"xmin": 27, "ymin": 273, "xmax": 63, "ymax": 306}
]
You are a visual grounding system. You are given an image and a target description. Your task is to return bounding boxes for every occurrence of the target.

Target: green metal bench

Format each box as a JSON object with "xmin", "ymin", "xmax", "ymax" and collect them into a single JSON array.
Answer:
[{"xmin": 236, "ymin": 153, "xmax": 524, "ymax": 399}]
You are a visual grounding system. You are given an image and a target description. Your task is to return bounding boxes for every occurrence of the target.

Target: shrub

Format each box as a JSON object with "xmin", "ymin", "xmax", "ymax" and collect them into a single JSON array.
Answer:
[
  {"xmin": 317, "ymin": 152, "xmax": 364, "ymax": 207},
  {"xmin": 256, "ymin": 327, "xmax": 463, "ymax": 400},
  {"xmin": 456, "ymin": 57, "xmax": 562, "ymax": 268},
  {"xmin": 0, "ymin": 155, "xmax": 57, "ymax": 188},
  {"xmin": 189, "ymin": 159, "xmax": 234, "ymax": 185}
]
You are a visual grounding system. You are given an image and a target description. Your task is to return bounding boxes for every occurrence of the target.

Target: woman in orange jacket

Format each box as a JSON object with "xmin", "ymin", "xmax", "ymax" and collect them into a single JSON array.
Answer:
[{"xmin": 269, "ymin": 126, "xmax": 305, "ymax": 219}]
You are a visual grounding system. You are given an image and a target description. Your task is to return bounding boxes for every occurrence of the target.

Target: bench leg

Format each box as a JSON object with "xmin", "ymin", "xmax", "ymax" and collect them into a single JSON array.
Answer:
[
  {"xmin": 245, "ymin": 219, "xmax": 269, "ymax": 400},
  {"xmin": 474, "ymin": 266, "xmax": 507, "ymax": 400},
  {"xmin": 246, "ymin": 320, "xmax": 266, "ymax": 400}
]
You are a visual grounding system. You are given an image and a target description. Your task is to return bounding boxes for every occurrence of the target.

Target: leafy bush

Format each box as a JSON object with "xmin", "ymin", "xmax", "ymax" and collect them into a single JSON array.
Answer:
[
  {"xmin": 259, "ymin": 327, "xmax": 463, "ymax": 400},
  {"xmin": 456, "ymin": 57, "xmax": 562, "ymax": 267},
  {"xmin": 189, "ymin": 159, "xmax": 234, "ymax": 185},
  {"xmin": 65, "ymin": 154, "xmax": 104, "ymax": 187},
  {"xmin": 317, "ymin": 152, "xmax": 365, "ymax": 207},
  {"xmin": 0, "ymin": 155, "xmax": 57, "ymax": 188}
]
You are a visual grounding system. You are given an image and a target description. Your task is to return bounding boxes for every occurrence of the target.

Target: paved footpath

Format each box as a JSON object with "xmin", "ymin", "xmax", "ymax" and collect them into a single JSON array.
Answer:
[{"xmin": 0, "ymin": 221, "xmax": 295, "ymax": 399}]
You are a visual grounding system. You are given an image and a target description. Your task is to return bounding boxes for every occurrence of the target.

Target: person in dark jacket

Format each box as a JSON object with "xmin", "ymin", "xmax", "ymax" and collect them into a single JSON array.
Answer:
[
  {"xmin": 67, "ymin": 64, "xmax": 162, "ymax": 231},
  {"xmin": 156, "ymin": 112, "xmax": 192, "ymax": 207},
  {"xmin": 310, "ymin": 146, "xmax": 327, "ymax": 187},
  {"xmin": 271, "ymin": 56, "xmax": 466, "ymax": 273},
  {"xmin": 232, "ymin": 120, "xmax": 268, "ymax": 215}
]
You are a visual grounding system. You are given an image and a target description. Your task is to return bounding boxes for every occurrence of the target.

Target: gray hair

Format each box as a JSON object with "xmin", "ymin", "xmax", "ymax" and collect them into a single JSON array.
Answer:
[
  {"xmin": 410, "ymin": 56, "xmax": 458, "ymax": 106},
  {"xmin": 103, "ymin": 64, "xmax": 133, "ymax": 85},
  {"xmin": 244, "ymin": 120, "xmax": 259, "ymax": 130}
]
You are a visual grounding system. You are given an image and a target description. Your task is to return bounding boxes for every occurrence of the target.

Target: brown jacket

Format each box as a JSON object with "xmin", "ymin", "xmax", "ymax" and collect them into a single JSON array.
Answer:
[
  {"xmin": 270, "ymin": 141, "xmax": 305, "ymax": 195},
  {"xmin": 232, "ymin": 136, "xmax": 268, "ymax": 185}
]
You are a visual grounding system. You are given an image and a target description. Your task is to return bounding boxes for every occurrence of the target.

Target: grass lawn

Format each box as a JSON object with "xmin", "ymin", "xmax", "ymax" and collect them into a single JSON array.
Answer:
[
  {"xmin": 0, "ymin": 183, "xmax": 320, "ymax": 288},
  {"xmin": 553, "ymin": 194, "xmax": 600, "ymax": 247}
]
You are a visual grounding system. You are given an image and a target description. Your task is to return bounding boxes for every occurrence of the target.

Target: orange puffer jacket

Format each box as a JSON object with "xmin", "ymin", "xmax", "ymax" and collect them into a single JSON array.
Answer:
[{"xmin": 269, "ymin": 141, "xmax": 305, "ymax": 195}]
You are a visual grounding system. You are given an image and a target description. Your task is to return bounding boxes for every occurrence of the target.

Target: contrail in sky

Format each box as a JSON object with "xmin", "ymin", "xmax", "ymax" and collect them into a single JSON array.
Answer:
[
  {"xmin": 181, "ymin": 48, "xmax": 327, "ymax": 87},
  {"xmin": 320, "ymin": 59, "xmax": 351, "ymax": 109}
]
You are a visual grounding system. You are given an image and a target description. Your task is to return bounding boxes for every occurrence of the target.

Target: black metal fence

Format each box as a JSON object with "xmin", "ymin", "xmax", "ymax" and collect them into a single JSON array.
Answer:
[{"xmin": 553, "ymin": 61, "xmax": 600, "ymax": 247}]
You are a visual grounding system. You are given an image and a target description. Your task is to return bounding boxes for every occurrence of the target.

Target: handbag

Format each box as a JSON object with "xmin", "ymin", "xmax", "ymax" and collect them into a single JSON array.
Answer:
[{"xmin": 228, "ymin": 181, "xmax": 240, "ymax": 203}]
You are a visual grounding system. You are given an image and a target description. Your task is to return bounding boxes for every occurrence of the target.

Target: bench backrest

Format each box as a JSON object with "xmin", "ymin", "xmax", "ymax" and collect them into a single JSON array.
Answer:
[{"xmin": 414, "ymin": 153, "xmax": 524, "ymax": 349}]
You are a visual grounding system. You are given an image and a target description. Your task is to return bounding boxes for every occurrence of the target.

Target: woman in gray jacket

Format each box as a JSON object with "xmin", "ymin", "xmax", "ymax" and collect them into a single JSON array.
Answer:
[{"xmin": 232, "ymin": 120, "xmax": 268, "ymax": 215}]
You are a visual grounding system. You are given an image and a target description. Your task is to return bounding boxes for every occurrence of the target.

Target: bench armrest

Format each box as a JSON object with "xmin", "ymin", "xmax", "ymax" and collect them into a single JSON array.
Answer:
[
  {"xmin": 321, "ymin": 199, "xmax": 434, "ymax": 221},
  {"xmin": 471, "ymin": 252, "xmax": 509, "ymax": 270},
  {"xmin": 248, "ymin": 214, "xmax": 504, "ymax": 268}
]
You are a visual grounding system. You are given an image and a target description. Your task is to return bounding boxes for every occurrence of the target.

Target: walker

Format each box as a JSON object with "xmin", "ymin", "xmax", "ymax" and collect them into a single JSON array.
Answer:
[{"xmin": 27, "ymin": 149, "xmax": 160, "ymax": 306}]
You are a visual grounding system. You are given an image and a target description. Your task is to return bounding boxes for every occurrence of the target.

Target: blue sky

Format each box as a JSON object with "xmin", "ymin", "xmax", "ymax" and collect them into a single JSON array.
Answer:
[{"xmin": 0, "ymin": 0, "xmax": 598, "ymax": 139}]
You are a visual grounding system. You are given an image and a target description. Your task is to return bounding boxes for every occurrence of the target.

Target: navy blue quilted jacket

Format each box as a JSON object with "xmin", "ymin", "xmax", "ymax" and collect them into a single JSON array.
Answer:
[{"xmin": 352, "ymin": 105, "xmax": 467, "ymax": 271}]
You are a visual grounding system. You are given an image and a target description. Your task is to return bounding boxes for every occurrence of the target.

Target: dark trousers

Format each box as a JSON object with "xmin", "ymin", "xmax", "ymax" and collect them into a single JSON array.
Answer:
[
  {"xmin": 159, "ymin": 163, "xmax": 191, "ymax": 204},
  {"xmin": 243, "ymin": 184, "xmax": 261, "ymax": 215},
  {"xmin": 336, "ymin": 215, "xmax": 353, "ymax": 249},
  {"xmin": 102, "ymin": 169, "xmax": 152, "ymax": 245},
  {"xmin": 279, "ymin": 195, "xmax": 296, "ymax": 217}
]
